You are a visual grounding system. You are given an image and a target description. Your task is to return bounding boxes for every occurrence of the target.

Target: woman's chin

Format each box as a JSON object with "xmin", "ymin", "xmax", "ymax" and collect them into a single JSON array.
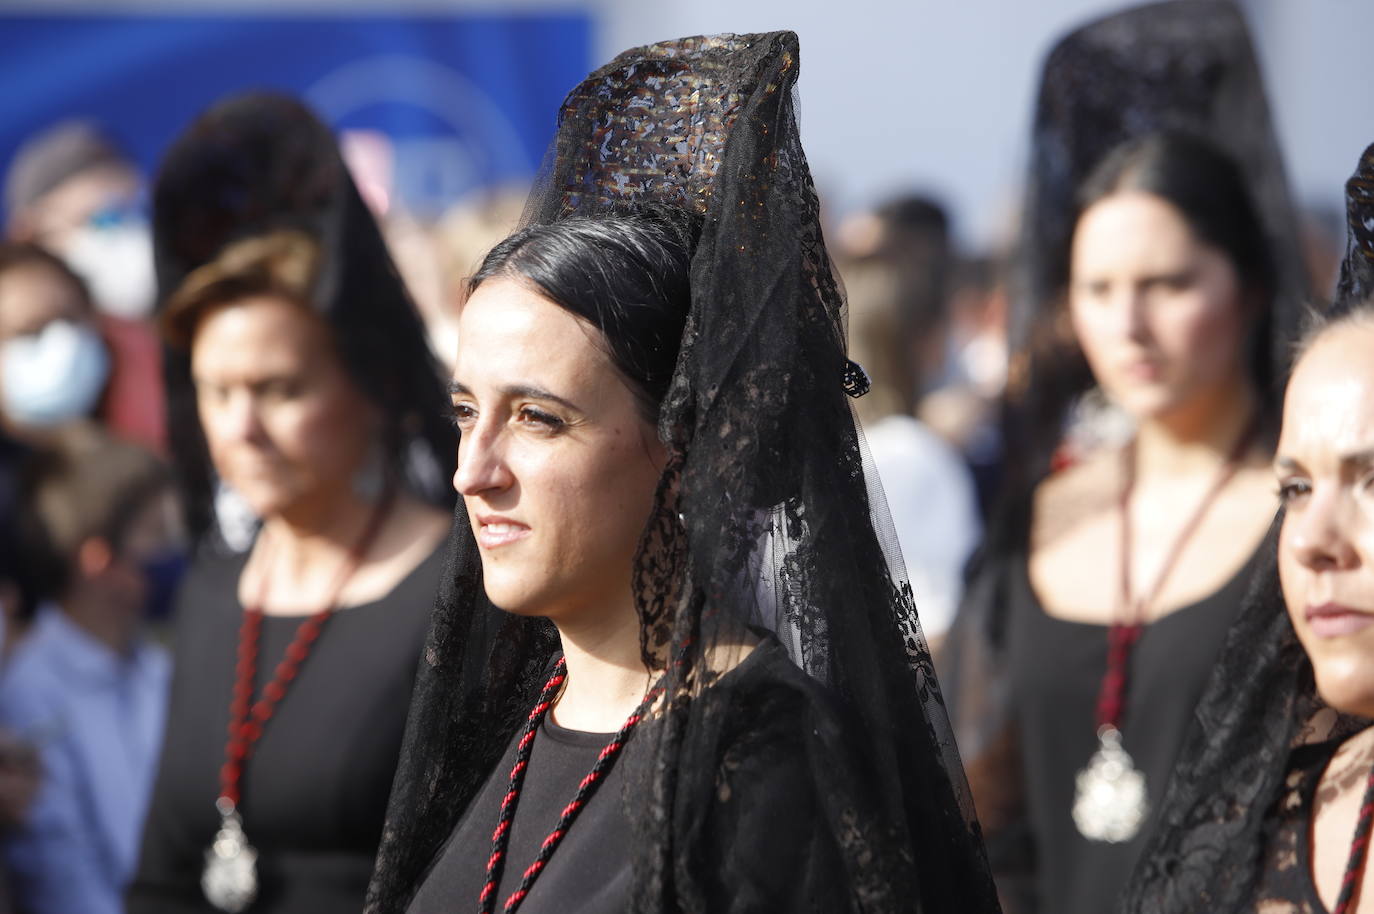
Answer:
[
  {"xmin": 480, "ymin": 580, "xmax": 550, "ymax": 619},
  {"xmin": 1312, "ymin": 665, "xmax": 1374, "ymax": 719}
]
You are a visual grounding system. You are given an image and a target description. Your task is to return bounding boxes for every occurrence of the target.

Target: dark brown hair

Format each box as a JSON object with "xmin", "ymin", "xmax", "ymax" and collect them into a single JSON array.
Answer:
[{"xmin": 18, "ymin": 424, "xmax": 170, "ymax": 599}]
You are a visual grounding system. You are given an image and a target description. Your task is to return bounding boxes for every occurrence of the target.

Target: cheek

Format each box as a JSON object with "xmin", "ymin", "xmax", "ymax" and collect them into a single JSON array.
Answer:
[
  {"xmin": 1154, "ymin": 290, "xmax": 1246, "ymax": 368},
  {"xmin": 1277, "ymin": 519, "xmax": 1306, "ymax": 617},
  {"xmin": 1067, "ymin": 303, "xmax": 1102, "ymax": 357},
  {"xmin": 272, "ymin": 392, "xmax": 369, "ymax": 464},
  {"xmin": 553, "ymin": 444, "xmax": 658, "ymax": 533},
  {"xmin": 1066, "ymin": 299, "xmax": 1120, "ymax": 378},
  {"xmin": 196, "ymin": 399, "xmax": 240, "ymax": 459}
]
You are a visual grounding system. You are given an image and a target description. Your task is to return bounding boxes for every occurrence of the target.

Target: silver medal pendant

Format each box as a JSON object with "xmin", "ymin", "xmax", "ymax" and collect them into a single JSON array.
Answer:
[
  {"xmin": 1072, "ymin": 726, "xmax": 1148, "ymax": 843},
  {"xmin": 202, "ymin": 800, "xmax": 258, "ymax": 912}
]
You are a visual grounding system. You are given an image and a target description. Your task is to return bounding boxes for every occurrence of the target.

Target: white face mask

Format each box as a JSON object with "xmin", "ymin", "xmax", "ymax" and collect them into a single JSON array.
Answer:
[
  {"xmin": 0, "ymin": 320, "xmax": 110, "ymax": 427},
  {"xmin": 57, "ymin": 214, "xmax": 157, "ymax": 321}
]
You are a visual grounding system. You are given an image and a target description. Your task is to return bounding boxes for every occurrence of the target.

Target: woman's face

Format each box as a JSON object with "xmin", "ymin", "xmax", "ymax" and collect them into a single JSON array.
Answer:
[
  {"xmin": 450, "ymin": 276, "xmax": 666, "ymax": 623},
  {"xmin": 1277, "ymin": 322, "xmax": 1374, "ymax": 717},
  {"xmin": 1068, "ymin": 190, "xmax": 1250, "ymax": 421},
  {"xmin": 190, "ymin": 295, "xmax": 375, "ymax": 521},
  {"xmin": 0, "ymin": 262, "xmax": 106, "ymax": 432}
]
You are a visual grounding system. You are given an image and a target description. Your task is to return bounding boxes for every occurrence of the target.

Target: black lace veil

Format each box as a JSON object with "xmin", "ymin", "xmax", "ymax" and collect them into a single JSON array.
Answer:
[
  {"xmin": 1118, "ymin": 143, "xmax": 1374, "ymax": 914},
  {"xmin": 152, "ymin": 93, "xmax": 456, "ymax": 547},
  {"xmin": 366, "ymin": 32, "xmax": 999, "ymax": 913}
]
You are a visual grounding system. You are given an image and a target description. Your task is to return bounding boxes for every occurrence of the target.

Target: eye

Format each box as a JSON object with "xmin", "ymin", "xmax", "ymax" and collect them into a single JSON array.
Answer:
[
  {"xmin": 1075, "ymin": 279, "xmax": 1109, "ymax": 301},
  {"xmin": 1276, "ymin": 478, "xmax": 1312, "ymax": 506},
  {"xmin": 517, "ymin": 405, "xmax": 565, "ymax": 432},
  {"xmin": 1154, "ymin": 271, "xmax": 1194, "ymax": 293},
  {"xmin": 449, "ymin": 401, "xmax": 477, "ymax": 430},
  {"xmin": 256, "ymin": 378, "xmax": 305, "ymax": 401},
  {"xmin": 193, "ymin": 381, "xmax": 229, "ymax": 404}
]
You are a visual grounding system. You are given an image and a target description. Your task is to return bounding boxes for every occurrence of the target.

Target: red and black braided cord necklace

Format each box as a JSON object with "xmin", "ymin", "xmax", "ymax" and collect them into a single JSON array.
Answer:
[
  {"xmin": 219, "ymin": 491, "xmax": 395, "ymax": 812},
  {"xmin": 1332, "ymin": 764, "xmax": 1374, "ymax": 914},
  {"xmin": 479, "ymin": 658, "xmax": 664, "ymax": 914}
]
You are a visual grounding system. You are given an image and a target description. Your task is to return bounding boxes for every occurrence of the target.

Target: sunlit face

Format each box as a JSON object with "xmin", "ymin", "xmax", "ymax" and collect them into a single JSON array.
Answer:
[
  {"xmin": 190, "ymin": 295, "xmax": 375, "ymax": 520},
  {"xmin": 1068, "ymin": 190, "xmax": 1250, "ymax": 420},
  {"xmin": 1276, "ymin": 322, "xmax": 1374, "ymax": 717},
  {"xmin": 18, "ymin": 164, "xmax": 140, "ymax": 251},
  {"xmin": 450, "ymin": 277, "xmax": 666, "ymax": 622}
]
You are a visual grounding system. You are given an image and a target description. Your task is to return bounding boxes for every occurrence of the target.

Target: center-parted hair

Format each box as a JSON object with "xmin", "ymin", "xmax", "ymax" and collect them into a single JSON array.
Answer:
[
  {"xmin": 1075, "ymin": 131, "xmax": 1278, "ymax": 399},
  {"xmin": 469, "ymin": 205, "xmax": 701, "ymax": 423}
]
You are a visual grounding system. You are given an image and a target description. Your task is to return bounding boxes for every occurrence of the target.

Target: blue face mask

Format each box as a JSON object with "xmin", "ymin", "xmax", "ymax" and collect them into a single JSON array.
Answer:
[
  {"xmin": 0, "ymin": 320, "xmax": 110, "ymax": 427},
  {"xmin": 139, "ymin": 551, "xmax": 188, "ymax": 622}
]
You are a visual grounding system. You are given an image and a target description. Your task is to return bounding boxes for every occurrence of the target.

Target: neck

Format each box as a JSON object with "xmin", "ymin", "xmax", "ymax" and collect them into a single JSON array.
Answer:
[
  {"xmin": 258, "ymin": 489, "xmax": 380, "ymax": 574},
  {"xmin": 551, "ymin": 600, "xmax": 652, "ymax": 733},
  {"xmin": 1133, "ymin": 377, "xmax": 1260, "ymax": 479}
]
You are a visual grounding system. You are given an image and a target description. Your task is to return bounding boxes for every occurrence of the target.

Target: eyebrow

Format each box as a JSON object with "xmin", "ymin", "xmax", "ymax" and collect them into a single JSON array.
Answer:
[
  {"xmin": 1275, "ymin": 448, "xmax": 1374, "ymax": 472},
  {"xmin": 448, "ymin": 380, "xmax": 583, "ymax": 414}
]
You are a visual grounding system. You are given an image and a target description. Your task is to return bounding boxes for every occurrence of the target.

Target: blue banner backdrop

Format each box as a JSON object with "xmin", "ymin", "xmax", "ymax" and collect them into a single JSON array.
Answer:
[{"xmin": 0, "ymin": 12, "xmax": 592, "ymax": 219}]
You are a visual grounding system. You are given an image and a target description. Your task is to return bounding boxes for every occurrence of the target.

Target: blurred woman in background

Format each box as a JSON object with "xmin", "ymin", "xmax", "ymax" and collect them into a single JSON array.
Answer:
[
  {"xmin": 942, "ymin": 5, "xmax": 1309, "ymax": 912},
  {"xmin": 128, "ymin": 94, "xmax": 454, "ymax": 914}
]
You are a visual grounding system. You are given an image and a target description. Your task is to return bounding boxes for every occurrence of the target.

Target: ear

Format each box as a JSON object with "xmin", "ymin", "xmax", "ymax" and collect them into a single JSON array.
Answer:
[{"xmin": 75, "ymin": 537, "xmax": 116, "ymax": 579}]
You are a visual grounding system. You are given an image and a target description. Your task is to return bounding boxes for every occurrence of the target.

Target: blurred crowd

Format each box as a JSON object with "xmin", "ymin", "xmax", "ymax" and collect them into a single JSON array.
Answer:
[{"xmin": 0, "ymin": 3, "xmax": 1361, "ymax": 913}]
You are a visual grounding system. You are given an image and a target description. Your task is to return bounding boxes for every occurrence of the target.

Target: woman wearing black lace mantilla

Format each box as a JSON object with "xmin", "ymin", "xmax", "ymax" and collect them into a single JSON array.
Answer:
[
  {"xmin": 129, "ymin": 95, "xmax": 456, "ymax": 913},
  {"xmin": 365, "ymin": 31, "xmax": 1000, "ymax": 914},
  {"xmin": 1121, "ymin": 144, "xmax": 1374, "ymax": 914}
]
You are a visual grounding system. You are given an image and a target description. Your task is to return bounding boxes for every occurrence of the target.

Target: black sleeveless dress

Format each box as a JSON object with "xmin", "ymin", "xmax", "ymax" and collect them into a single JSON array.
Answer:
[
  {"xmin": 128, "ymin": 543, "xmax": 444, "ymax": 913},
  {"xmin": 1004, "ymin": 544, "xmax": 1263, "ymax": 913}
]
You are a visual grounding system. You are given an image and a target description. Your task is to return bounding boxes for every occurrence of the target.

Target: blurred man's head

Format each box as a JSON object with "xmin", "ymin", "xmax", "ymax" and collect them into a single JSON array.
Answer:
[
  {"xmin": 4, "ymin": 121, "xmax": 155, "ymax": 319},
  {"xmin": 18, "ymin": 425, "xmax": 183, "ymax": 645}
]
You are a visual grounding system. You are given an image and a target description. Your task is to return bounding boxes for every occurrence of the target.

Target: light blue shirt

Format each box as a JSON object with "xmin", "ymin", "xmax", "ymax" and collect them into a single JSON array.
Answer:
[{"xmin": 0, "ymin": 606, "xmax": 170, "ymax": 914}]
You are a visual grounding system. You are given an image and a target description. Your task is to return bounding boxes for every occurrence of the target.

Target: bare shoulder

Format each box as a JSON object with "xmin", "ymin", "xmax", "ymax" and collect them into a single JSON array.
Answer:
[{"xmin": 1030, "ymin": 448, "xmax": 1122, "ymax": 553}]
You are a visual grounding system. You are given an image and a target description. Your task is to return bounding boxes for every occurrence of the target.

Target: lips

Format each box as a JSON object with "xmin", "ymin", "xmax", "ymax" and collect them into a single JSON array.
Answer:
[
  {"xmin": 1305, "ymin": 602, "xmax": 1374, "ymax": 639},
  {"xmin": 475, "ymin": 514, "xmax": 531, "ymax": 549},
  {"xmin": 1120, "ymin": 359, "xmax": 1163, "ymax": 382}
]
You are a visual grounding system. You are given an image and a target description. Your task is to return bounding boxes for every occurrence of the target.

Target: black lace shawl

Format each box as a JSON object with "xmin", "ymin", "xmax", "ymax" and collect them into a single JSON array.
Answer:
[
  {"xmin": 365, "ymin": 32, "xmax": 1000, "ymax": 914},
  {"xmin": 939, "ymin": 1, "xmax": 1306, "ymax": 908},
  {"xmin": 151, "ymin": 93, "xmax": 456, "ymax": 547},
  {"xmin": 1118, "ymin": 143, "xmax": 1374, "ymax": 914}
]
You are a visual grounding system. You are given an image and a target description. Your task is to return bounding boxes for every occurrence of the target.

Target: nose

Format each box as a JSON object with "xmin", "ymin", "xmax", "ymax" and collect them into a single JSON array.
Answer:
[
  {"xmin": 1120, "ymin": 287, "xmax": 1150, "ymax": 344},
  {"xmin": 1285, "ymin": 485, "xmax": 1360, "ymax": 573},
  {"xmin": 452, "ymin": 422, "xmax": 514, "ymax": 496}
]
